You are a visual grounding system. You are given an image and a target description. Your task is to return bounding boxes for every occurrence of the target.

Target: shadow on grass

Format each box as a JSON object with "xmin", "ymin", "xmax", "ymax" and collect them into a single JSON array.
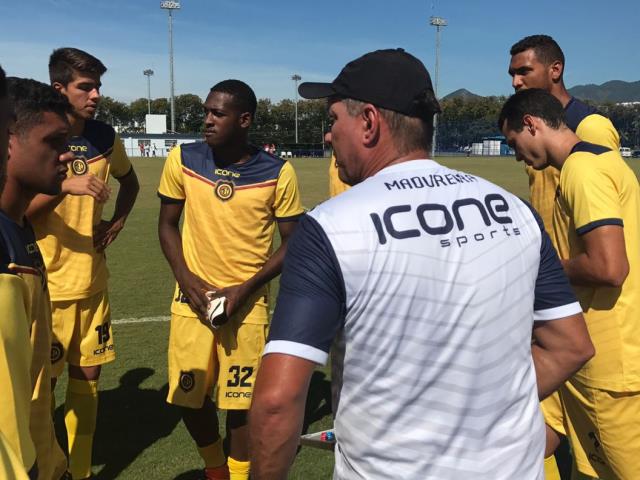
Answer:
[
  {"xmin": 55, "ymin": 367, "xmax": 182, "ymax": 480},
  {"xmin": 173, "ymin": 469, "xmax": 202, "ymax": 480}
]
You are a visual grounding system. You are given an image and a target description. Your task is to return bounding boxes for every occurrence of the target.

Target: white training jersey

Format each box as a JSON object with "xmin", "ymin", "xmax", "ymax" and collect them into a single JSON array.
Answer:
[{"xmin": 265, "ymin": 159, "xmax": 581, "ymax": 479}]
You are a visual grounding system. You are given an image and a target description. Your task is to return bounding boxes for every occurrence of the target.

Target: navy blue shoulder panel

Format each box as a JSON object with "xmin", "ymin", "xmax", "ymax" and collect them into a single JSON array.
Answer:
[
  {"xmin": 233, "ymin": 150, "xmax": 286, "ymax": 186},
  {"xmin": 181, "ymin": 142, "xmax": 286, "ymax": 186},
  {"xmin": 564, "ymin": 97, "xmax": 599, "ymax": 132},
  {"xmin": 0, "ymin": 212, "xmax": 41, "ymax": 270},
  {"xmin": 0, "ymin": 230, "xmax": 13, "ymax": 275},
  {"xmin": 570, "ymin": 141, "xmax": 611, "ymax": 155},
  {"xmin": 180, "ymin": 141, "xmax": 213, "ymax": 177},
  {"xmin": 76, "ymin": 119, "xmax": 116, "ymax": 156},
  {"xmin": 269, "ymin": 214, "xmax": 346, "ymax": 353}
]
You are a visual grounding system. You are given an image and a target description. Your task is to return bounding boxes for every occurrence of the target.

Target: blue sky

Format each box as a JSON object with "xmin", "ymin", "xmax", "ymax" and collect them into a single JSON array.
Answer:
[{"xmin": 1, "ymin": 0, "xmax": 638, "ymax": 103}]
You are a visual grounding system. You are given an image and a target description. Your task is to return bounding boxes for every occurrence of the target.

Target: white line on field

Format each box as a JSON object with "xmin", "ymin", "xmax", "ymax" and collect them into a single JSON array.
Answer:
[
  {"xmin": 112, "ymin": 316, "xmax": 169, "ymax": 325},
  {"xmin": 112, "ymin": 311, "xmax": 275, "ymax": 325}
]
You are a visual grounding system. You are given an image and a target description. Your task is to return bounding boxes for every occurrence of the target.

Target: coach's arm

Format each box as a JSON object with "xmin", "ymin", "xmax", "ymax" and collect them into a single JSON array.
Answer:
[
  {"xmin": 561, "ymin": 225, "xmax": 629, "ymax": 288},
  {"xmin": 532, "ymin": 313, "xmax": 594, "ymax": 399},
  {"xmin": 250, "ymin": 353, "xmax": 316, "ymax": 480},
  {"xmin": 526, "ymin": 203, "xmax": 595, "ymax": 399},
  {"xmin": 250, "ymin": 213, "xmax": 343, "ymax": 479}
]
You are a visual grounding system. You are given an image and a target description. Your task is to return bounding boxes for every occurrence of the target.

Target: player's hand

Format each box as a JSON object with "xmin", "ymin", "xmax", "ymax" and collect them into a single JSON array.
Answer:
[
  {"xmin": 215, "ymin": 282, "xmax": 253, "ymax": 319},
  {"xmin": 62, "ymin": 174, "xmax": 111, "ymax": 203},
  {"xmin": 176, "ymin": 268, "xmax": 217, "ymax": 319},
  {"xmin": 93, "ymin": 218, "xmax": 125, "ymax": 252}
]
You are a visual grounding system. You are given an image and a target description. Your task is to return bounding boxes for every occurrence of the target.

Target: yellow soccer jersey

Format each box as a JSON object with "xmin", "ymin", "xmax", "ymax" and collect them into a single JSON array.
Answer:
[
  {"xmin": 527, "ymin": 97, "xmax": 620, "ymax": 242},
  {"xmin": 553, "ymin": 142, "xmax": 640, "ymax": 391},
  {"xmin": 158, "ymin": 143, "xmax": 304, "ymax": 319},
  {"xmin": 0, "ymin": 217, "xmax": 37, "ymax": 475},
  {"xmin": 328, "ymin": 154, "xmax": 350, "ymax": 198},
  {"xmin": 0, "ymin": 211, "xmax": 67, "ymax": 479},
  {"xmin": 0, "ymin": 431, "xmax": 30, "ymax": 480},
  {"xmin": 31, "ymin": 119, "xmax": 133, "ymax": 301}
]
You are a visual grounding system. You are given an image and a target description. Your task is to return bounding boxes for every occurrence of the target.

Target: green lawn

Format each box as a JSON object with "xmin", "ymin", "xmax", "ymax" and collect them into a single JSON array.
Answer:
[{"xmin": 52, "ymin": 155, "xmax": 640, "ymax": 479}]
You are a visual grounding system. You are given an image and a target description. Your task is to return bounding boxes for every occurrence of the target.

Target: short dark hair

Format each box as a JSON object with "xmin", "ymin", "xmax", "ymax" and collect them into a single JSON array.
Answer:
[
  {"xmin": 7, "ymin": 77, "xmax": 71, "ymax": 136},
  {"xmin": 498, "ymin": 88, "xmax": 566, "ymax": 132},
  {"xmin": 0, "ymin": 65, "xmax": 6, "ymax": 99},
  {"xmin": 510, "ymin": 35, "xmax": 565, "ymax": 68},
  {"xmin": 49, "ymin": 47, "xmax": 107, "ymax": 86},
  {"xmin": 342, "ymin": 98, "xmax": 433, "ymax": 155},
  {"xmin": 211, "ymin": 80, "xmax": 257, "ymax": 117}
]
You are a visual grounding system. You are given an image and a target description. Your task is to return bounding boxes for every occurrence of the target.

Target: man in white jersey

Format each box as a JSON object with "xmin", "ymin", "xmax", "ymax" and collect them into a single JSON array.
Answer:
[{"xmin": 248, "ymin": 49, "xmax": 595, "ymax": 480}]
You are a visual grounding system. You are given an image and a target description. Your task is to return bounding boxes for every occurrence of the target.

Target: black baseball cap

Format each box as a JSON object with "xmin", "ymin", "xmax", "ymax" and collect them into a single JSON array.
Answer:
[{"xmin": 298, "ymin": 48, "xmax": 441, "ymax": 118}]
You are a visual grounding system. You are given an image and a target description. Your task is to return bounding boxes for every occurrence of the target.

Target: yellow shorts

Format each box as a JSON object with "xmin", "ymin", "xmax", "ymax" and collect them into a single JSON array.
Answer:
[
  {"xmin": 167, "ymin": 305, "xmax": 268, "ymax": 410},
  {"xmin": 50, "ymin": 290, "xmax": 114, "ymax": 377},
  {"xmin": 542, "ymin": 378, "xmax": 640, "ymax": 479},
  {"xmin": 541, "ymin": 392, "xmax": 566, "ymax": 437}
]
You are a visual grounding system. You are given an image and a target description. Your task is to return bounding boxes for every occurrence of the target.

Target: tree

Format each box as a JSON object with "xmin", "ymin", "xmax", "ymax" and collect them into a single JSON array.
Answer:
[
  {"xmin": 151, "ymin": 98, "xmax": 170, "ymax": 118},
  {"xmin": 174, "ymin": 94, "xmax": 203, "ymax": 134},
  {"xmin": 601, "ymin": 102, "xmax": 640, "ymax": 148},
  {"xmin": 129, "ymin": 98, "xmax": 150, "ymax": 127},
  {"xmin": 250, "ymin": 98, "xmax": 330, "ymax": 147},
  {"xmin": 95, "ymin": 96, "xmax": 131, "ymax": 130},
  {"xmin": 297, "ymin": 99, "xmax": 329, "ymax": 144},
  {"xmin": 437, "ymin": 96, "xmax": 506, "ymax": 149},
  {"xmin": 271, "ymin": 99, "xmax": 296, "ymax": 144},
  {"xmin": 251, "ymin": 98, "xmax": 275, "ymax": 145}
]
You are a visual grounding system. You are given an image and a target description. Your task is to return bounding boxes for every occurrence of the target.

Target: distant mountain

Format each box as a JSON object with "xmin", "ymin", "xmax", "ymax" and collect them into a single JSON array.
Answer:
[
  {"xmin": 441, "ymin": 81, "xmax": 640, "ymax": 104},
  {"xmin": 442, "ymin": 88, "xmax": 482, "ymax": 101},
  {"xmin": 568, "ymin": 80, "xmax": 640, "ymax": 103}
]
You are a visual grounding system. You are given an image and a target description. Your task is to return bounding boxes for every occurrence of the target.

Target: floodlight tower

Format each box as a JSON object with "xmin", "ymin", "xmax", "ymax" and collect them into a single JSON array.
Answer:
[
  {"xmin": 161, "ymin": 1, "xmax": 180, "ymax": 133},
  {"xmin": 292, "ymin": 74, "xmax": 301, "ymax": 144},
  {"xmin": 143, "ymin": 69, "xmax": 154, "ymax": 114},
  {"xmin": 429, "ymin": 15, "xmax": 447, "ymax": 158}
]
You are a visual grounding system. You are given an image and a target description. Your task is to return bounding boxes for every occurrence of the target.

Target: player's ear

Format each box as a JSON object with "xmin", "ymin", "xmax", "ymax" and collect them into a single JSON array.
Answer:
[
  {"xmin": 239, "ymin": 112, "xmax": 252, "ymax": 129},
  {"xmin": 7, "ymin": 129, "xmax": 17, "ymax": 163},
  {"xmin": 362, "ymin": 104, "xmax": 379, "ymax": 146},
  {"xmin": 549, "ymin": 60, "xmax": 563, "ymax": 83},
  {"xmin": 523, "ymin": 114, "xmax": 536, "ymax": 135},
  {"xmin": 52, "ymin": 81, "xmax": 65, "ymax": 94}
]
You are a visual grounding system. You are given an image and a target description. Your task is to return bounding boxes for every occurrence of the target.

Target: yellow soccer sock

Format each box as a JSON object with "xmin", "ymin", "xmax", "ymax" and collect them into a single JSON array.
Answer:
[
  {"xmin": 198, "ymin": 437, "xmax": 226, "ymax": 469},
  {"xmin": 227, "ymin": 457, "xmax": 250, "ymax": 480},
  {"xmin": 544, "ymin": 455, "xmax": 561, "ymax": 480},
  {"xmin": 64, "ymin": 378, "xmax": 98, "ymax": 480}
]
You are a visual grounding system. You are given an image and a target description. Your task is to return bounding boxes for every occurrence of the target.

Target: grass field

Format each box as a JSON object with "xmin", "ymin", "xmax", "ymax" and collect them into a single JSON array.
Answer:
[{"xmin": 52, "ymin": 155, "xmax": 640, "ymax": 479}]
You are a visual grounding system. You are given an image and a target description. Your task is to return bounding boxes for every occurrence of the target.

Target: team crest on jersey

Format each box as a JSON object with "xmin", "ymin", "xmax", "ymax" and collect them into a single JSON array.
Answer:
[
  {"xmin": 51, "ymin": 342, "xmax": 64, "ymax": 363},
  {"xmin": 179, "ymin": 371, "xmax": 195, "ymax": 392},
  {"xmin": 71, "ymin": 156, "xmax": 88, "ymax": 175},
  {"xmin": 215, "ymin": 180, "xmax": 234, "ymax": 201}
]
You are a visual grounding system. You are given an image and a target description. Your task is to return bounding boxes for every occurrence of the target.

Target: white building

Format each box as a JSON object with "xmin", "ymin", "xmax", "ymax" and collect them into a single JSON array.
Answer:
[{"xmin": 121, "ymin": 133, "xmax": 202, "ymax": 157}]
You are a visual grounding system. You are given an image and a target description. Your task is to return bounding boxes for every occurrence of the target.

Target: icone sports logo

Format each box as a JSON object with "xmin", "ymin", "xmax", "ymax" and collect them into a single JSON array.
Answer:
[
  {"xmin": 214, "ymin": 168, "xmax": 240, "ymax": 178},
  {"xmin": 93, "ymin": 344, "xmax": 114, "ymax": 355},
  {"xmin": 225, "ymin": 391, "xmax": 252, "ymax": 399},
  {"xmin": 370, "ymin": 193, "xmax": 521, "ymax": 248}
]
